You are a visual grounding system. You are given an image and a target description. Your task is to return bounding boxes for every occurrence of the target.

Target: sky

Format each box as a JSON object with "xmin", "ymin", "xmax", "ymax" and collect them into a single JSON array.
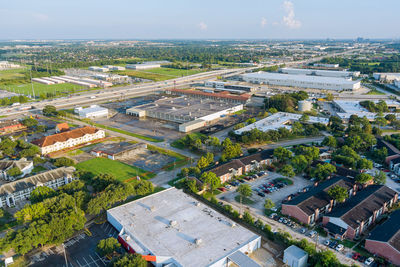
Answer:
[{"xmin": 1, "ymin": 0, "xmax": 400, "ymax": 40}]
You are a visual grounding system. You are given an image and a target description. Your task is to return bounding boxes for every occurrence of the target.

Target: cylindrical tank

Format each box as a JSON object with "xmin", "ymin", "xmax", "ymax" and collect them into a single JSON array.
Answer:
[{"xmin": 298, "ymin": 100, "xmax": 312, "ymax": 112}]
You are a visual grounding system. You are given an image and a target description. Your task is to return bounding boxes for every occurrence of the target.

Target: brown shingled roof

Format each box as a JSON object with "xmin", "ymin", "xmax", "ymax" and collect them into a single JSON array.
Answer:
[
  {"xmin": 208, "ymin": 159, "xmax": 245, "ymax": 177},
  {"xmin": 32, "ymin": 126, "xmax": 100, "ymax": 147},
  {"xmin": 56, "ymin": 123, "xmax": 70, "ymax": 132}
]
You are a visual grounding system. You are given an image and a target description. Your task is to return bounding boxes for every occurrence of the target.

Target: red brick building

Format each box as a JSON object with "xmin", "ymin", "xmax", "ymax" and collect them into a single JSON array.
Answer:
[
  {"xmin": 281, "ymin": 176, "xmax": 356, "ymax": 225},
  {"xmin": 322, "ymin": 185, "xmax": 398, "ymax": 240},
  {"xmin": 0, "ymin": 120, "xmax": 25, "ymax": 135},
  {"xmin": 365, "ymin": 210, "xmax": 400, "ymax": 266}
]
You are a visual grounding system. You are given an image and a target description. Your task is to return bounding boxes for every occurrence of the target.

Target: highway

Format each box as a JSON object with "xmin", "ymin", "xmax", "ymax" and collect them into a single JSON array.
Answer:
[{"xmin": 0, "ymin": 48, "xmax": 358, "ymax": 117}]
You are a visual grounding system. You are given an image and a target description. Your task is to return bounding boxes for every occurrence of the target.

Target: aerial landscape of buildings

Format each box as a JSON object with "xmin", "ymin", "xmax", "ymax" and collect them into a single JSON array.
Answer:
[{"xmin": 0, "ymin": 1, "xmax": 400, "ymax": 266}]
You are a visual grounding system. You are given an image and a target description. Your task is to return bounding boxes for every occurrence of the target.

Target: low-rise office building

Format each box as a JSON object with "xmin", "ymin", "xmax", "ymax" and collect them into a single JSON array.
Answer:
[
  {"xmin": 107, "ymin": 188, "xmax": 262, "ymax": 267},
  {"xmin": 0, "ymin": 166, "xmax": 75, "ymax": 207},
  {"xmin": 234, "ymin": 112, "xmax": 329, "ymax": 135},
  {"xmin": 283, "ymin": 245, "xmax": 308, "ymax": 267},
  {"xmin": 322, "ymin": 185, "xmax": 398, "ymax": 240},
  {"xmin": 241, "ymin": 72, "xmax": 360, "ymax": 91},
  {"xmin": 74, "ymin": 105, "xmax": 109, "ymax": 119},
  {"xmin": 365, "ymin": 210, "xmax": 400, "ymax": 266},
  {"xmin": 32, "ymin": 126, "xmax": 105, "ymax": 154},
  {"xmin": 373, "ymin": 73, "xmax": 400, "ymax": 83}
]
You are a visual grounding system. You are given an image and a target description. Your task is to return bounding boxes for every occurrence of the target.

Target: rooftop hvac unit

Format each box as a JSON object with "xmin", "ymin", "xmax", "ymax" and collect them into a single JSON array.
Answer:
[
  {"xmin": 194, "ymin": 238, "xmax": 202, "ymax": 245},
  {"xmin": 150, "ymin": 206, "xmax": 156, "ymax": 212},
  {"xmin": 195, "ymin": 202, "xmax": 200, "ymax": 207},
  {"xmin": 231, "ymin": 222, "xmax": 236, "ymax": 228},
  {"xmin": 172, "ymin": 107, "xmax": 176, "ymax": 110},
  {"xmin": 170, "ymin": 220, "xmax": 178, "ymax": 227}
]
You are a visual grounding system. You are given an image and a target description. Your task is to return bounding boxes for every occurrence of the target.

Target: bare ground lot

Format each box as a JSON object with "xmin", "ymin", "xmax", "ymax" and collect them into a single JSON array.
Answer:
[{"xmin": 121, "ymin": 149, "xmax": 174, "ymax": 172}]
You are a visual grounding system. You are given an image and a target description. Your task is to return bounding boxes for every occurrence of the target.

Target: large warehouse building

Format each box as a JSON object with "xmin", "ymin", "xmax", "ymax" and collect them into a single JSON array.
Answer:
[
  {"xmin": 107, "ymin": 188, "xmax": 262, "ymax": 267},
  {"xmin": 280, "ymin": 67, "xmax": 360, "ymax": 78},
  {"xmin": 126, "ymin": 96, "xmax": 243, "ymax": 132},
  {"xmin": 241, "ymin": 72, "xmax": 361, "ymax": 91}
]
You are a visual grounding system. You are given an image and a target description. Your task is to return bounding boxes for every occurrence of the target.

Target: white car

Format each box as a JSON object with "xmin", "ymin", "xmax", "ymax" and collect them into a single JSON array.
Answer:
[
  {"xmin": 364, "ymin": 257, "xmax": 374, "ymax": 266},
  {"xmin": 324, "ymin": 240, "xmax": 330, "ymax": 246},
  {"xmin": 335, "ymin": 244, "xmax": 344, "ymax": 251}
]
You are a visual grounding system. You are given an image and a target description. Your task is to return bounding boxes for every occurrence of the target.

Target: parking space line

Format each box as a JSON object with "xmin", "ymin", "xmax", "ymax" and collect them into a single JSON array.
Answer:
[
  {"xmin": 89, "ymin": 255, "xmax": 100, "ymax": 267},
  {"xmin": 95, "ymin": 252, "xmax": 106, "ymax": 265},
  {"xmin": 81, "ymin": 256, "xmax": 90, "ymax": 267},
  {"xmin": 107, "ymin": 227, "xmax": 114, "ymax": 236},
  {"xmin": 75, "ymin": 259, "xmax": 84, "ymax": 267}
]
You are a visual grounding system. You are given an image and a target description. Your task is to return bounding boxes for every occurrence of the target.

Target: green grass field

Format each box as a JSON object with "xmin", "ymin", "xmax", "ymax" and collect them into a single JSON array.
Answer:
[
  {"xmin": 0, "ymin": 68, "xmax": 27, "ymax": 80},
  {"xmin": 3, "ymin": 82, "xmax": 85, "ymax": 96},
  {"xmin": 76, "ymin": 157, "xmax": 155, "ymax": 181},
  {"xmin": 115, "ymin": 67, "xmax": 203, "ymax": 81}
]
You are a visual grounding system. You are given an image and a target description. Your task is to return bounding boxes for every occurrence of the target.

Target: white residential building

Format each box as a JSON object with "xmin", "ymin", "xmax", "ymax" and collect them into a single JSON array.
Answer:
[
  {"xmin": 0, "ymin": 159, "xmax": 33, "ymax": 181},
  {"xmin": 0, "ymin": 166, "xmax": 76, "ymax": 207}
]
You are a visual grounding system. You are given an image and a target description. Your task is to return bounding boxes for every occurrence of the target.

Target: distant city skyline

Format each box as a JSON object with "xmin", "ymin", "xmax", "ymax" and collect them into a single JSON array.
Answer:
[{"xmin": 1, "ymin": 0, "xmax": 400, "ymax": 40}]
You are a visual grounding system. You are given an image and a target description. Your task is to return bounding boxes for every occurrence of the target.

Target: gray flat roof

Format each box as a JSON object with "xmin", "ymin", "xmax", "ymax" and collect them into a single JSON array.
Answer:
[
  {"xmin": 284, "ymin": 245, "xmax": 308, "ymax": 259},
  {"xmin": 242, "ymin": 72, "xmax": 359, "ymax": 85},
  {"xmin": 107, "ymin": 188, "xmax": 260, "ymax": 267}
]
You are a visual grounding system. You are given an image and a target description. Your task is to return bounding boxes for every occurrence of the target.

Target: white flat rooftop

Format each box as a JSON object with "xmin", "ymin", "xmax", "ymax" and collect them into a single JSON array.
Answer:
[
  {"xmin": 333, "ymin": 100, "xmax": 400, "ymax": 120},
  {"xmin": 234, "ymin": 112, "xmax": 329, "ymax": 134},
  {"xmin": 107, "ymin": 188, "xmax": 260, "ymax": 267},
  {"xmin": 242, "ymin": 72, "xmax": 359, "ymax": 85}
]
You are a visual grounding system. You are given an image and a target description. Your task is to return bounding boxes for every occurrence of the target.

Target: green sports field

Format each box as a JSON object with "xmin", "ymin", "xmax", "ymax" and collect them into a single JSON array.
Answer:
[
  {"xmin": 3, "ymin": 82, "xmax": 85, "ymax": 96},
  {"xmin": 115, "ymin": 67, "xmax": 203, "ymax": 81},
  {"xmin": 76, "ymin": 157, "xmax": 155, "ymax": 182},
  {"xmin": 0, "ymin": 68, "xmax": 27, "ymax": 80}
]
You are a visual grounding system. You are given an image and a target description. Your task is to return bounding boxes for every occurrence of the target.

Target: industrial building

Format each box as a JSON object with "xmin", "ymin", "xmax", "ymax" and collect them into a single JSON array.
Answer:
[
  {"xmin": 167, "ymin": 89, "xmax": 251, "ymax": 104},
  {"xmin": 241, "ymin": 72, "xmax": 360, "ymax": 91},
  {"xmin": 332, "ymin": 100, "xmax": 400, "ymax": 121},
  {"xmin": 126, "ymin": 63, "xmax": 160, "ymax": 70},
  {"xmin": 74, "ymin": 105, "xmax": 109, "ymax": 118},
  {"xmin": 313, "ymin": 63, "xmax": 339, "ymax": 68},
  {"xmin": 298, "ymin": 100, "xmax": 312, "ymax": 112},
  {"xmin": 103, "ymin": 65, "xmax": 126, "ymax": 71},
  {"xmin": 88, "ymin": 66, "xmax": 109, "ymax": 72},
  {"xmin": 373, "ymin": 73, "xmax": 400, "ymax": 83},
  {"xmin": 0, "ymin": 61, "xmax": 20, "ymax": 70},
  {"xmin": 126, "ymin": 96, "xmax": 243, "ymax": 133},
  {"xmin": 234, "ymin": 112, "xmax": 329, "ymax": 135},
  {"xmin": 395, "ymin": 80, "xmax": 400, "ymax": 89},
  {"xmin": 280, "ymin": 67, "xmax": 360, "ymax": 78},
  {"xmin": 203, "ymin": 81, "xmax": 255, "ymax": 93},
  {"xmin": 91, "ymin": 142, "xmax": 147, "ymax": 160},
  {"xmin": 107, "ymin": 187, "xmax": 262, "ymax": 267}
]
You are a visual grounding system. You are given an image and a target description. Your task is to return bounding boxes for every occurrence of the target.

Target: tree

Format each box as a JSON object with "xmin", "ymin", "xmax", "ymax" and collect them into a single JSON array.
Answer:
[
  {"xmin": 374, "ymin": 116, "xmax": 387, "ymax": 127},
  {"xmin": 299, "ymin": 114, "xmax": 309, "ymax": 122},
  {"xmin": 280, "ymin": 164, "xmax": 295, "ymax": 178},
  {"xmin": 268, "ymin": 107, "xmax": 278, "ymax": 114},
  {"xmin": 21, "ymin": 118, "xmax": 38, "ymax": 128},
  {"xmin": 196, "ymin": 156, "xmax": 209, "ymax": 169},
  {"xmin": 356, "ymin": 158, "xmax": 373, "ymax": 170},
  {"xmin": 205, "ymin": 152, "xmax": 214, "ymax": 165},
  {"xmin": 237, "ymin": 184, "xmax": 252, "ymax": 199},
  {"xmin": 30, "ymin": 186, "xmax": 56, "ymax": 203},
  {"xmin": 322, "ymin": 136, "xmax": 337, "ymax": 148},
  {"xmin": 374, "ymin": 171, "xmax": 387, "ymax": 185},
  {"xmin": 356, "ymin": 173, "xmax": 373, "ymax": 184},
  {"xmin": 385, "ymin": 114, "xmax": 397, "ymax": 123},
  {"xmin": 42, "ymin": 105, "xmax": 58, "ymax": 116},
  {"xmin": 53, "ymin": 157, "xmax": 75, "ymax": 167},
  {"xmin": 112, "ymin": 254, "xmax": 147, "ymax": 267},
  {"xmin": 96, "ymin": 237, "xmax": 121, "ymax": 256},
  {"xmin": 312, "ymin": 163, "xmax": 336, "ymax": 181},
  {"xmin": 7, "ymin": 167, "xmax": 22, "ymax": 177},
  {"xmin": 246, "ymin": 118, "xmax": 256, "ymax": 124},
  {"xmin": 273, "ymin": 147, "xmax": 292, "ymax": 162},
  {"xmin": 291, "ymin": 155, "xmax": 308, "ymax": 174},
  {"xmin": 325, "ymin": 93, "xmax": 334, "ymax": 101},
  {"xmin": 201, "ymin": 172, "xmax": 220, "ymax": 192},
  {"xmin": 327, "ymin": 185, "xmax": 348, "ymax": 202},
  {"xmin": 210, "ymin": 136, "xmax": 220, "ymax": 147},
  {"xmin": 264, "ymin": 198, "xmax": 275, "ymax": 210}
]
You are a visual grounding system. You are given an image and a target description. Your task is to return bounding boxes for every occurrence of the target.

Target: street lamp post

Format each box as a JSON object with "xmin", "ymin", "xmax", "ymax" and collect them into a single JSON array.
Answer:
[{"xmin": 62, "ymin": 243, "xmax": 68, "ymax": 267}]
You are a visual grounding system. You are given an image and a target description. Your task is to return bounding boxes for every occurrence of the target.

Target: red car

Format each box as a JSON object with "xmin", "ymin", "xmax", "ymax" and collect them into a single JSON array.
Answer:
[
  {"xmin": 218, "ymin": 187, "xmax": 227, "ymax": 192},
  {"xmin": 352, "ymin": 253, "xmax": 361, "ymax": 260}
]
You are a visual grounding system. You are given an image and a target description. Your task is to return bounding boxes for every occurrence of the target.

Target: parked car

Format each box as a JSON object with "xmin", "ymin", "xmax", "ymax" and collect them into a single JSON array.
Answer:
[
  {"xmin": 258, "ymin": 192, "xmax": 266, "ymax": 197},
  {"xmin": 324, "ymin": 240, "xmax": 330, "ymax": 246},
  {"xmin": 269, "ymin": 213, "xmax": 277, "ymax": 219},
  {"xmin": 365, "ymin": 257, "xmax": 374, "ymax": 266},
  {"xmin": 300, "ymin": 228, "xmax": 307, "ymax": 234},
  {"xmin": 238, "ymin": 179, "xmax": 245, "ymax": 183},
  {"xmin": 329, "ymin": 241, "xmax": 338, "ymax": 249},
  {"xmin": 225, "ymin": 185, "xmax": 232, "ymax": 190},
  {"xmin": 335, "ymin": 244, "xmax": 344, "ymax": 251},
  {"xmin": 308, "ymin": 231, "xmax": 317, "ymax": 238},
  {"xmin": 218, "ymin": 187, "xmax": 226, "ymax": 192},
  {"xmin": 352, "ymin": 253, "xmax": 360, "ymax": 260}
]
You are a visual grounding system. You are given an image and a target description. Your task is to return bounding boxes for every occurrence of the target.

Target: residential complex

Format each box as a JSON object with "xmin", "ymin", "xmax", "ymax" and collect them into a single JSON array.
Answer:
[
  {"xmin": 241, "ymin": 72, "xmax": 361, "ymax": 91},
  {"xmin": 0, "ymin": 166, "xmax": 76, "ymax": 208},
  {"xmin": 365, "ymin": 210, "xmax": 400, "ymax": 266},
  {"xmin": 107, "ymin": 187, "xmax": 261, "ymax": 267},
  {"xmin": 32, "ymin": 126, "xmax": 105, "ymax": 154},
  {"xmin": 0, "ymin": 120, "xmax": 25, "ymax": 135},
  {"xmin": 0, "ymin": 158, "xmax": 33, "ymax": 181}
]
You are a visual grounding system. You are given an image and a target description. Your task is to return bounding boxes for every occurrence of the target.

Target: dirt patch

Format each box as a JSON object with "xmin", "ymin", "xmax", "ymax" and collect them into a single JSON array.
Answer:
[{"xmin": 121, "ymin": 150, "xmax": 175, "ymax": 172}]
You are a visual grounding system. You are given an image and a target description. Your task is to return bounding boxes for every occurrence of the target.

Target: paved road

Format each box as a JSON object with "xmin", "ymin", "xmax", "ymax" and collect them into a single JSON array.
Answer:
[{"xmin": 259, "ymin": 136, "xmax": 327, "ymax": 150}]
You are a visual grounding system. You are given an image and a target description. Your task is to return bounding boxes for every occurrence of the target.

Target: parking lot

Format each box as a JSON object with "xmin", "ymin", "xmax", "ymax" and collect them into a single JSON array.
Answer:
[
  {"xmin": 30, "ymin": 222, "xmax": 119, "ymax": 267},
  {"xmin": 217, "ymin": 171, "xmax": 313, "ymax": 216}
]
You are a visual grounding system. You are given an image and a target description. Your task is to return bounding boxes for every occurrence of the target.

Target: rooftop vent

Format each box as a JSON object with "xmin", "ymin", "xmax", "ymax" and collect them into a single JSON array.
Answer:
[
  {"xmin": 231, "ymin": 222, "xmax": 236, "ymax": 228},
  {"xmin": 170, "ymin": 220, "xmax": 178, "ymax": 227},
  {"xmin": 150, "ymin": 206, "xmax": 156, "ymax": 212},
  {"xmin": 195, "ymin": 202, "xmax": 200, "ymax": 207},
  {"xmin": 194, "ymin": 238, "xmax": 202, "ymax": 245}
]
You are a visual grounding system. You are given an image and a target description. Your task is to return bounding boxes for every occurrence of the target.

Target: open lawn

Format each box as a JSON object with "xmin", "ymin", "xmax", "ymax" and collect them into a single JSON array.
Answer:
[
  {"xmin": 234, "ymin": 195, "xmax": 255, "ymax": 205},
  {"xmin": 0, "ymin": 68, "xmax": 27, "ymax": 80},
  {"xmin": 3, "ymin": 82, "xmax": 85, "ymax": 96},
  {"xmin": 115, "ymin": 67, "xmax": 203, "ymax": 81},
  {"xmin": 76, "ymin": 157, "xmax": 155, "ymax": 181}
]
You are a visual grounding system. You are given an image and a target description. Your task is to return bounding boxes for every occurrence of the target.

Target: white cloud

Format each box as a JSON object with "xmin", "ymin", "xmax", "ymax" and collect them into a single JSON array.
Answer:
[
  {"xmin": 282, "ymin": 0, "xmax": 301, "ymax": 29},
  {"xmin": 261, "ymin": 17, "xmax": 267, "ymax": 28},
  {"xmin": 198, "ymin": 22, "xmax": 208, "ymax": 31}
]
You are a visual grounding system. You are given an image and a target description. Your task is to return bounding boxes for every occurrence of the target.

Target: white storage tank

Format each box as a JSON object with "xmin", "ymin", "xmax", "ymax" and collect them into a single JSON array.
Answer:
[{"xmin": 298, "ymin": 100, "xmax": 312, "ymax": 112}]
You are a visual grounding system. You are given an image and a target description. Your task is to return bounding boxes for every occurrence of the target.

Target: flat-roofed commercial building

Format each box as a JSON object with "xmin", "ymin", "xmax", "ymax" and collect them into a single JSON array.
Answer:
[
  {"xmin": 280, "ymin": 67, "xmax": 359, "ymax": 78},
  {"xmin": 107, "ymin": 187, "xmax": 262, "ymax": 267},
  {"xmin": 126, "ymin": 63, "xmax": 160, "ymax": 70},
  {"xmin": 241, "ymin": 72, "xmax": 360, "ymax": 91},
  {"xmin": 74, "ymin": 105, "xmax": 109, "ymax": 119},
  {"xmin": 126, "ymin": 96, "xmax": 243, "ymax": 133}
]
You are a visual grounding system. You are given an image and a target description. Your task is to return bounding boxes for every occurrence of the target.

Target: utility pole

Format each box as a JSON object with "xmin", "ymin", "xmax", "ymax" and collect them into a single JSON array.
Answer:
[
  {"xmin": 62, "ymin": 243, "xmax": 68, "ymax": 267},
  {"xmin": 30, "ymin": 69, "xmax": 35, "ymax": 99}
]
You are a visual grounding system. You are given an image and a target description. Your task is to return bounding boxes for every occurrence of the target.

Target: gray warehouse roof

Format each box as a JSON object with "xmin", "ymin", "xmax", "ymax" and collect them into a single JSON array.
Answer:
[{"xmin": 284, "ymin": 245, "xmax": 308, "ymax": 259}]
